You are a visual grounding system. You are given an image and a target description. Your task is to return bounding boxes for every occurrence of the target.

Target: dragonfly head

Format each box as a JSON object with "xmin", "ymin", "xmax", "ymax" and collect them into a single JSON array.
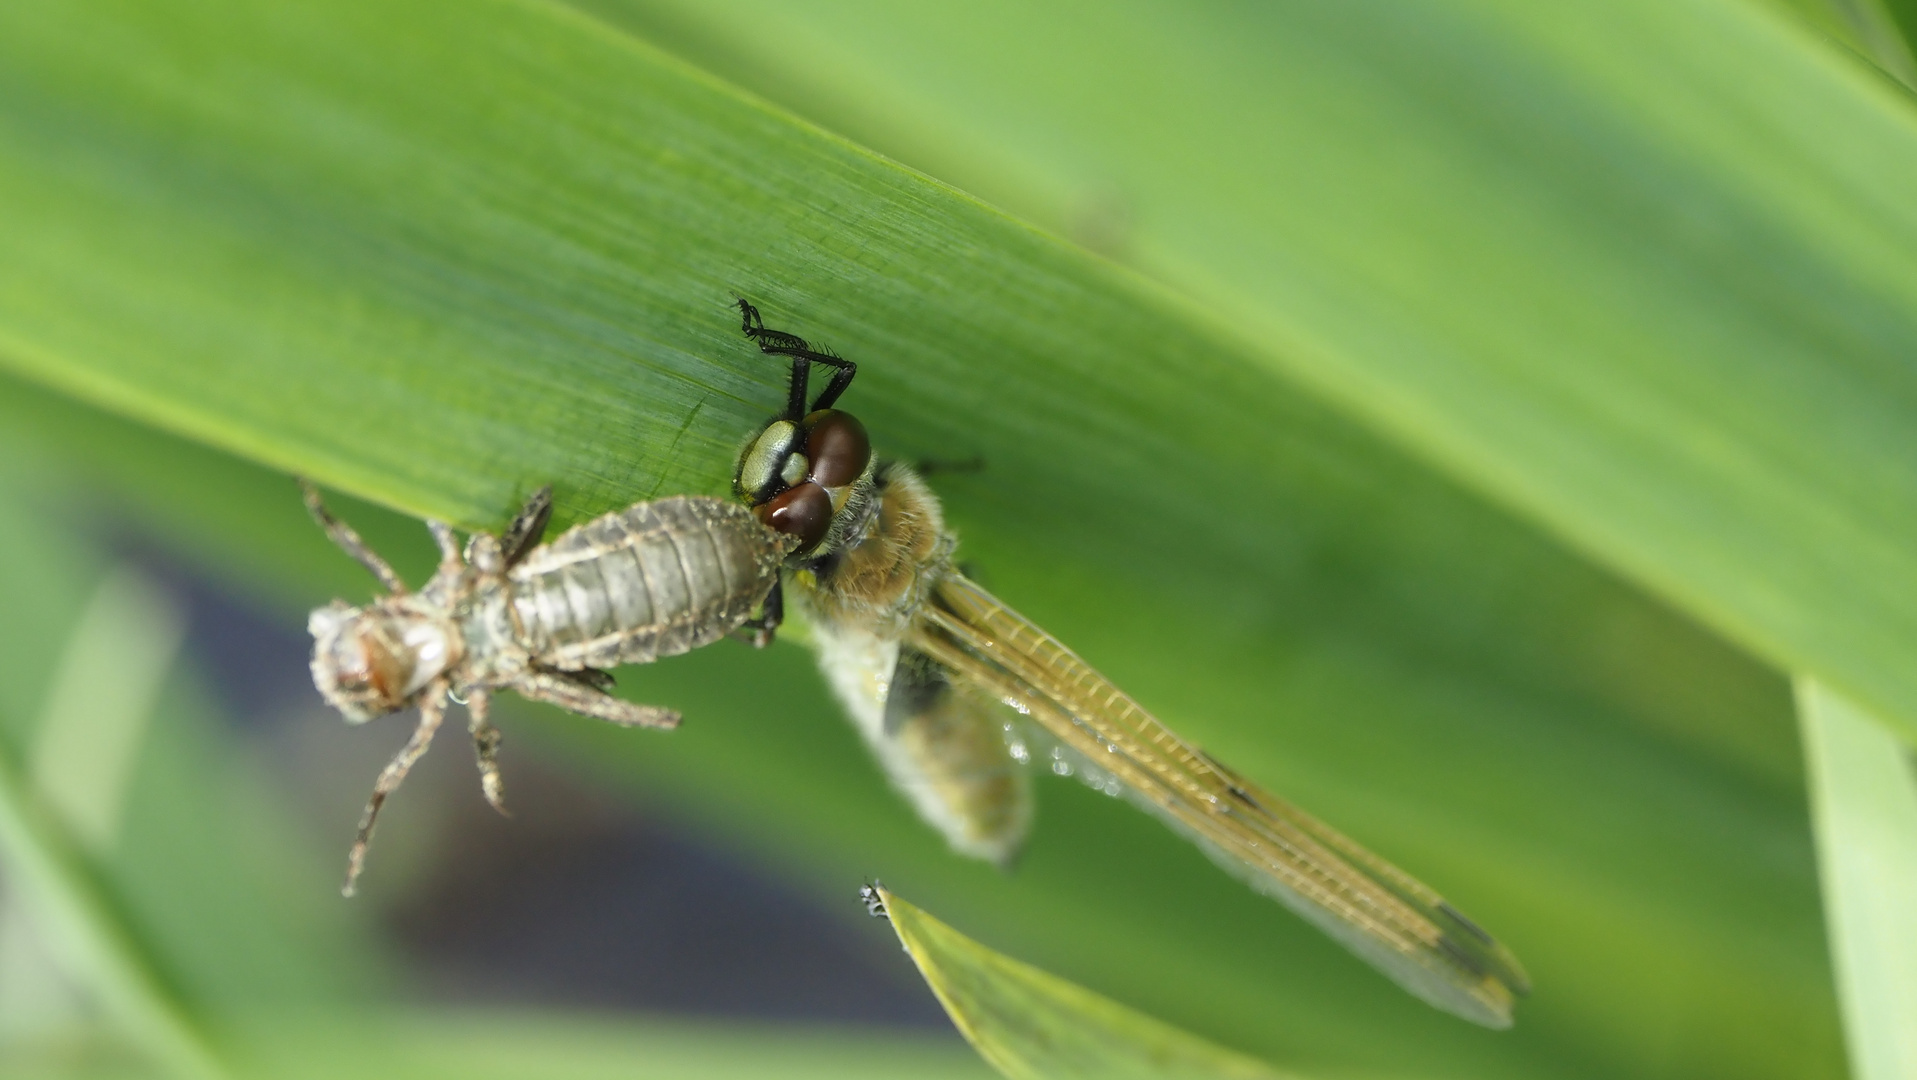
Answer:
[
  {"xmin": 307, "ymin": 599, "xmax": 458, "ymax": 723},
  {"xmin": 735, "ymin": 409, "xmax": 872, "ymax": 555}
]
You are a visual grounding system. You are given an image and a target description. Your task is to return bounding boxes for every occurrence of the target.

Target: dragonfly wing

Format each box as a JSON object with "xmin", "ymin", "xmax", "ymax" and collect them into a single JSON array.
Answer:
[
  {"xmin": 809, "ymin": 618, "xmax": 1032, "ymax": 864},
  {"xmin": 910, "ymin": 572, "xmax": 1530, "ymax": 1029}
]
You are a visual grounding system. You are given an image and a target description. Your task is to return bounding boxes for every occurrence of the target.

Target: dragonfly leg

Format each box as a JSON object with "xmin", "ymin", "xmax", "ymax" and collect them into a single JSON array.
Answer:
[
  {"xmin": 465, "ymin": 687, "xmax": 509, "ymax": 816},
  {"xmin": 343, "ymin": 680, "xmax": 448, "ymax": 896},
  {"xmin": 736, "ymin": 580, "xmax": 784, "ymax": 648},
  {"xmin": 524, "ymin": 663, "xmax": 616, "ymax": 694},
  {"xmin": 567, "ymin": 666, "xmax": 617, "ymax": 692},
  {"xmin": 736, "ymin": 297, "xmax": 857, "ymax": 415},
  {"xmin": 512, "ymin": 669, "xmax": 681, "ymax": 729}
]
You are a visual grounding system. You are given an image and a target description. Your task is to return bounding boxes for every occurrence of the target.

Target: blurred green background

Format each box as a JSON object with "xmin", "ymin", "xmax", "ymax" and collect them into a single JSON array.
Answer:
[{"xmin": 4, "ymin": 0, "xmax": 1916, "ymax": 1077}]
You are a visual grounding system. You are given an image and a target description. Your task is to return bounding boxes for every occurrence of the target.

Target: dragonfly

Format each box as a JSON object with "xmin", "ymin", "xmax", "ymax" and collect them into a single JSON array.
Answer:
[{"xmin": 731, "ymin": 299, "xmax": 1531, "ymax": 1028}]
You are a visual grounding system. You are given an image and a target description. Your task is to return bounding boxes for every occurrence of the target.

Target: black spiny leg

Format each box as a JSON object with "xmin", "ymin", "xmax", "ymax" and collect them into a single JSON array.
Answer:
[
  {"xmin": 529, "ymin": 664, "xmax": 617, "ymax": 694},
  {"xmin": 571, "ymin": 667, "xmax": 617, "ymax": 693},
  {"xmin": 500, "ymin": 485, "xmax": 555, "ymax": 568},
  {"xmin": 736, "ymin": 298, "xmax": 858, "ymax": 416},
  {"xmin": 737, "ymin": 579, "xmax": 784, "ymax": 648}
]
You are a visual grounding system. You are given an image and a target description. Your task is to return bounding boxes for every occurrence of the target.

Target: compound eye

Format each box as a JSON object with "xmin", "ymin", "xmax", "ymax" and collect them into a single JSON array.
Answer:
[
  {"xmin": 755, "ymin": 481, "xmax": 833, "ymax": 553},
  {"xmin": 803, "ymin": 410, "xmax": 871, "ymax": 488},
  {"xmin": 738, "ymin": 420, "xmax": 801, "ymax": 503}
]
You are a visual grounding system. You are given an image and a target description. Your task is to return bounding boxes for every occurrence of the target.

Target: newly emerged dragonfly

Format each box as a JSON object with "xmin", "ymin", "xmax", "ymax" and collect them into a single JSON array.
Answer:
[
  {"xmin": 303, "ymin": 482, "xmax": 793, "ymax": 894},
  {"xmin": 731, "ymin": 300, "xmax": 1531, "ymax": 1027}
]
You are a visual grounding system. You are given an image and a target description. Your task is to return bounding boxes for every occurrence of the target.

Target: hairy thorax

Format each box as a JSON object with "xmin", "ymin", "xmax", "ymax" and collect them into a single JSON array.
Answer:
[{"xmin": 800, "ymin": 463, "xmax": 954, "ymax": 639}]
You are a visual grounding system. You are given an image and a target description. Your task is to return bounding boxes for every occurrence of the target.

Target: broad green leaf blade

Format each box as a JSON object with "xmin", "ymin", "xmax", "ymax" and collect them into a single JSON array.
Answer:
[
  {"xmin": 589, "ymin": 0, "xmax": 1917, "ymax": 749},
  {"xmin": 0, "ymin": 0, "xmax": 772, "ymax": 527},
  {"xmin": 1796, "ymin": 679, "xmax": 1917, "ymax": 1080},
  {"xmin": 872, "ymin": 886, "xmax": 1291, "ymax": 1080}
]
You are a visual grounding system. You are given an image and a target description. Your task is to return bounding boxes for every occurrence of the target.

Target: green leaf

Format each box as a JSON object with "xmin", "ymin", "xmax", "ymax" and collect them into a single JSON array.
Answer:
[
  {"xmin": 229, "ymin": 1010, "xmax": 994, "ymax": 1080},
  {"xmin": 0, "ymin": 739, "xmax": 220, "ymax": 1080},
  {"xmin": 0, "ymin": 3, "xmax": 1849, "ymax": 1077},
  {"xmin": 1796, "ymin": 679, "xmax": 1917, "ymax": 1080},
  {"xmin": 24, "ymin": 566, "xmax": 185, "ymax": 856},
  {"xmin": 4, "ymin": 1012, "xmax": 996, "ymax": 1080},
  {"xmin": 0, "ymin": 467, "xmax": 385, "ymax": 1078},
  {"xmin": 576, "ymin": 0, "xmax": 1917, "ymax": 752},
  {"xmin": 0, "ymin": 559, "xmax": 224, "ymax": 1078},
  {"xmin": 873, "ymin": 885, "xmax": 1291, "ymax": 1080},
  {"xmin": 1770, "ymin": 0, "xmax": 1917, "ymax": 81}
]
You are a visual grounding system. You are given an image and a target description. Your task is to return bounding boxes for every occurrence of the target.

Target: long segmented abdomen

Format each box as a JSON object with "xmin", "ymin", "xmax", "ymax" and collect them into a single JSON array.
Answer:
[{"xmin": 509, "ymin": 495, "xmax": 788, "ymax": 669}]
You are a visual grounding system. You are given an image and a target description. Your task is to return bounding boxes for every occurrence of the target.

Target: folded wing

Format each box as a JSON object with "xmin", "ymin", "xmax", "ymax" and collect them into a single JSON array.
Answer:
[
  {"xmin": 807, "ymin": 613, "xmax": 1033, "ymax": 866},
  {"xmin": 909, "ymin": 572, "xmax": 1530, "ymax": 1028}
]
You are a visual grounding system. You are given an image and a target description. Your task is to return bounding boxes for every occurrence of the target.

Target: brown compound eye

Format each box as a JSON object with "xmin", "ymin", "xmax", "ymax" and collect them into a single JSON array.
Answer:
[
  {"xmin": 755, "ymin": 480, "xmax": 833, "ymax": 552},
  {"xmin": 803, "ymin": 410, "xmax": 871, "ymax": 488}
]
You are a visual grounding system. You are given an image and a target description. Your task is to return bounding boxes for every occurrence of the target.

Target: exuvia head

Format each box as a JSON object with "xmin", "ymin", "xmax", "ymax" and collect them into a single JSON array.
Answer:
[
  {"xmin": 298, "ymin": 478, "xmax": 462, "ymax": 721},
  {"xmin": 732, "ymin": 298, "xmax": 869, "ymax": 555},
  {"xmin": 308, "ymin": 599, "xmax": 458, "ymax": 723}
]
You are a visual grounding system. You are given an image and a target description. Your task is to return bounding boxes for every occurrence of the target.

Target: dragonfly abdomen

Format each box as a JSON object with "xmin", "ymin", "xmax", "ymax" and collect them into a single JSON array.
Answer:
[{"xmin": 510, "ymin": 496, "xmax": 787, "ymax": 669}]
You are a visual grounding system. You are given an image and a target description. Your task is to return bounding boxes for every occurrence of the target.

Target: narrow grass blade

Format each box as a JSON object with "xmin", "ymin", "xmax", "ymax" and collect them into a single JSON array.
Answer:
[
  {"xmin": 0, "ymin": 693, "xmax": 223, "ymax": 1077},
  {"xmin": 1796, "ymin": 678, "xmax": 1917, "ymax": 1080},
  {"xmin": 28, "ymin": 566, "xmax": 185, "ymax": 853},
  {"xmin": 871, "ymin": 885, "xmax": 1295, "ymax": 1080}
]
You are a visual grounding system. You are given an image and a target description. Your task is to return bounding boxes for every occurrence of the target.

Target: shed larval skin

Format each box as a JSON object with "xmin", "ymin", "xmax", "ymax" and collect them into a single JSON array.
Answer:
[{"xmin": 303, "ymin": 481, "xmax": 792, "ymax": 894}]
